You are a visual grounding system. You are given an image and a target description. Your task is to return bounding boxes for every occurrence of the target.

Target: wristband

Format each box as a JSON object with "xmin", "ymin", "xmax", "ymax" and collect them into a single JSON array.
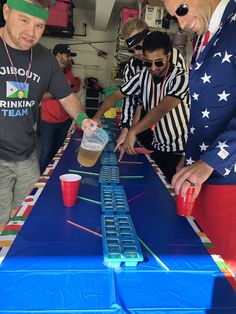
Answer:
[
  {"xmin": 121, "ymin": 123, "xmax": 130, "ymax": 130},
  {"xmin": 76, "ymin": 112, "xmax": 88, "ymax": 127}
]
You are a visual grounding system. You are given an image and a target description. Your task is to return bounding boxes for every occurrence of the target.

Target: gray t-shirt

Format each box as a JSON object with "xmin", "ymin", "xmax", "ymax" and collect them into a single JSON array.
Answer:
[{"xmin": 0, "ymin": 40, "xmax": 72, "ymax": 161}]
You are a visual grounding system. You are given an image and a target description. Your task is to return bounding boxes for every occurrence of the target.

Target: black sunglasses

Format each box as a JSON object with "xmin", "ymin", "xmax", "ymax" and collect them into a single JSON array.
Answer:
[
  {"xmin": 143, "ymin": 60, "xmax": 165, "ymax": 68},
  {"xmin": 176, "ymin": 3, "xmax": 189, "ymax": 17},
  {"xmin": 128, "ymin": 45, "xmax": 143, "ymax": 53}
]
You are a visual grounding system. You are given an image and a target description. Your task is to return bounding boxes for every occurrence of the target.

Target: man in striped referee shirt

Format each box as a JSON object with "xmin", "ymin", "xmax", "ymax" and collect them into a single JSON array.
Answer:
[
  {"xmin": 119, "ymin": 18, "xmax": 187, "ymax": 150},
  {"xmin": 93, "ymin": 18, "xmax": 187, "ymax": 152},
  {"xmin": 120, "ymin": 31, "xmax": 190, "ymax": 182},
  {"xmin": 95, "ymin": 30, "xmax": 190, "ymax": 182}
]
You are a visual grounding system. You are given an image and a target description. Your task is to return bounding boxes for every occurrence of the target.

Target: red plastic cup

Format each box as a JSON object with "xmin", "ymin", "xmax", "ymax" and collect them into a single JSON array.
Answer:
[
  {"xmin": 176, "ymin": 186, "xmax": 195, "ymax": 217},
  {"xmin": 59, "ymin": 174, "xmax": 82, "ymax": 206}
]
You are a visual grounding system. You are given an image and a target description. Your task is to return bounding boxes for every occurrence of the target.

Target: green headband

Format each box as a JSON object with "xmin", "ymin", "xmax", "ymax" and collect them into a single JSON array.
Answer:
[{"xmin": 7, "ymin": 0, "xmax": 49, "ymax": 21}]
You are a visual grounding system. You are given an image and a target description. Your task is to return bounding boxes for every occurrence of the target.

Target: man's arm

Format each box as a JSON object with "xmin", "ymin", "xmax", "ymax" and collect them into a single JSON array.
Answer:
[
  {"xmin": 133, "ymin": 96, "xmax": 180, "ymax": 133},
  {"xmin": 132, "ymin": 104, "xmax": 142, "ymax": 126},
  {"xmin": 123, "ymin": 96, "xmax": 181, "ymax": 155},
  {"xmin": 115, "ymin": 104, "xmax": 142, "ymax": 150},
  {"xmin": 93, "ymin": 90, "xmax": 125, "ymax": 123},
  {"xmin": 42, "ymin": 91, "xmax": 54, "ymax": 100},
  {"xmin": 59, "ymin": 92, "xmax": 95, "ymax": 130},
  {"xmin": 115, "ymin": 105, "xmax": 142, "ymax": 160},
  {"xmin": 93, "ymin": 70, "xmax": 141, "ymax": 124},
  {"xmin": 123, "ymin": 65, "xmax": 189, "ymax": 155},
  {"xmin": 120, "ymin": 60, "xmax": 140, "ymax": 129}
]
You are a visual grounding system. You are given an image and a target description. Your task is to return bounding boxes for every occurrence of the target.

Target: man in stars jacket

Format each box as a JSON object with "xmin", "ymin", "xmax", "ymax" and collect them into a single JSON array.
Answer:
[{"xmin": 164, "ymin": 0, "xmax": 236, "ymax": 275}]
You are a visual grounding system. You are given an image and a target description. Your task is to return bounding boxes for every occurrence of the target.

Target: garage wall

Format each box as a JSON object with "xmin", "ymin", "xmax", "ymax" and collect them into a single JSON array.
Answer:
[{"xmin": 40, "ymin": 6, "xmax": 121, "ymax": 104}]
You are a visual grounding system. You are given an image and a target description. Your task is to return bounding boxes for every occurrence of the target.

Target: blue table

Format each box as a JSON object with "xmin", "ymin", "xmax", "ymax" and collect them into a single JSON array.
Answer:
[{"xmin": 0, "ymin": 127, "xmax": 235, "ymax": 313}]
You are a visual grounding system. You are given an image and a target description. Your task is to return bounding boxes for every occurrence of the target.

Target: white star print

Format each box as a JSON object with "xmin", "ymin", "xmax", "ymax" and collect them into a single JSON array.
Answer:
[
  {"xmin": 195, "ymin": 62, "xmax": 203, "ymax": 70},
  {"xmin": 201, "ymin": 109, "xmax": 210, "ymax": 118},
  {"xmin": 217, "ymin": 23, "xmax": 222, "ymax": 33},
  {"xmin": 201, "ymin": 73, "xmax": 211, "ymax": 83},
  {"xmin": 214, "ymin": 38, "xmax": 219, "ymax": 46},
  {"xmin": 218, "ymin": 90, "xmax": 230, "ymax": 101},
  {"xmin": 186, "ymin": 157, "xmax": 195, "ymax": 165},
  {"xmin": 190, "ymin": 126, "xmax": 195, "ymax": 134},
  {"xmin": 216, "ymin": 141, "xmax": 229, "ymax": 150},
  {"xmin": 224, "ymin": 168, "xmax": 231, "ymax": 176},
  {"xmin": 192, "ymin": 93, "xmax": 199, "ymax": 101},
  {"xmin": 222, "ymin": 51, "xmax": 233, "ymax": 63},
  {"xmin": 231, "ymin": 13, "xmax": 236, "ymax": 22},
  {"xmin": 216, "ymin": 26, "xmax": 223, "ymax": 34},
  {"xmin": 199, "ymin": 142, "xmax": 209, "ymax": 151},
  {"xmin": 213, "ymin": 52, "xmax": 222, "ymax": 58}
]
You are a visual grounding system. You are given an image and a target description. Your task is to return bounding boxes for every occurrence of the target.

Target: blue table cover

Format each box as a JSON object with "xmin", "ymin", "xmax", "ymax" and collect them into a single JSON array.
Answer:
[{"xmin": 0, "ymin": 127, "xmax": 235, "ymax": 313}]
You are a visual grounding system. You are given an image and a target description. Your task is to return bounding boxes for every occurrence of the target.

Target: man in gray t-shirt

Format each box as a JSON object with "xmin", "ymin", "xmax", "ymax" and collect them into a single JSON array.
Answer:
[{"xmin": 0, "ymin": 0, "xmax": 94, "ymax": 232}]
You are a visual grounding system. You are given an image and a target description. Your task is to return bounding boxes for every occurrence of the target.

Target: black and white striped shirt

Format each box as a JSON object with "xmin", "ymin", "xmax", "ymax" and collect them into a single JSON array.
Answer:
[
  {"xmin": 120, "ymin": 64, "xmax": 190, "ymax": 152},
  {"xmin": 121, "ymin": 48, "xmax": 187, "ymax": 129}
]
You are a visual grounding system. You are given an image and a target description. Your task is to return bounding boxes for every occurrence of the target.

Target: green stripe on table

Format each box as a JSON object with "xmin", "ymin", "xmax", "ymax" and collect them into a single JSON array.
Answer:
[
  {"xmin": 78, "ymin": 196, "xmax": 101, "ymax": 205},
  {"xmin": 69, "ymin": 169, "xmax": 99, "ymax": 176},
  {"xmin": 120, "ymin": 176, "xmax": 144, "ymax": 179}
]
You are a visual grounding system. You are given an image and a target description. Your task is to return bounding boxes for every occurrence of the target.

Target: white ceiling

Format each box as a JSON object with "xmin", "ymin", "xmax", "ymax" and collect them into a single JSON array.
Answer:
[{"xmin": 74, "ymin": 0, "xmax": 139, "ymax": 30}]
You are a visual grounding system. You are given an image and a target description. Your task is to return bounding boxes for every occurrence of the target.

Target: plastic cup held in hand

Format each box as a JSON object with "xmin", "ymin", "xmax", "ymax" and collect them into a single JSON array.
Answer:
[
  {"xmin": 60, "ymin": 173, "xmax": 82, "ymax": 206},
  {"xmin": 77, "ymin": 126, "xmax": 108, "ymax": 167},
  {"xmin": 176, "ymin": 186, "xmax": 195, "ymax": 217}
]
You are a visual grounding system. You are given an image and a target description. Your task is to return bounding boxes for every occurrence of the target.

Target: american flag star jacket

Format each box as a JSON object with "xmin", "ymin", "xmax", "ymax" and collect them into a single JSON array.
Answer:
[{"xmin": 185, "ymin": 0, "xmax": 236, "ymax": 184}]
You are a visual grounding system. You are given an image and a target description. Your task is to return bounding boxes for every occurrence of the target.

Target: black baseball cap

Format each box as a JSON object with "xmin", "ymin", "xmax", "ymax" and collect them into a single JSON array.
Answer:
[{"xmin": 52, "ymin": 44, "xmax": 77, "ymax": 57}]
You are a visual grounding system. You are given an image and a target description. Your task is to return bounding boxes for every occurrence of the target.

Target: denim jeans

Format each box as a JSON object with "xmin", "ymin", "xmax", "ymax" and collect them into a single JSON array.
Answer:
[{"xmin": 39, "ymin": 119, "xmax": 72, "ymax": 174}]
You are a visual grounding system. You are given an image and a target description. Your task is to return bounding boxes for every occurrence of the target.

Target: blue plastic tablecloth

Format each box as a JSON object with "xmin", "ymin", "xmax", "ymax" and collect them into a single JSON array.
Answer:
[{"xmin": 0, "ymin": 128, "xmax": 235, "ymax": 313}]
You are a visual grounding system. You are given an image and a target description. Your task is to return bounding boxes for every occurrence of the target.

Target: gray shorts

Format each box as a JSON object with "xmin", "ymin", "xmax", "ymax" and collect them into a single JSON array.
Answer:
[{"xmin": 0, "ymin": 151, "xmax": 40, "ymax": 224}]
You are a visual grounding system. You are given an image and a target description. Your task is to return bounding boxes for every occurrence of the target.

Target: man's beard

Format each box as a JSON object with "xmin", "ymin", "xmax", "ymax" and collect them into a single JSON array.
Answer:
[{"xmin": 152, "ymin": 65, "xmax": 167, "ymax": 83}]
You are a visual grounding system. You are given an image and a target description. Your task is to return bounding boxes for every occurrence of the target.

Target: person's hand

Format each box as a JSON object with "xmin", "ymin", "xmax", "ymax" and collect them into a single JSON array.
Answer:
[
  {"xmin": 114, "ymin": 128, "xmax": 129, "ymax": 152},
  {"xmin": 92, "ymin": 116, "xmax": 102, "ymax": 127},
  {"xmin": 171, "ymin": 159, "xmax": 214, "ymax": 198},
  {"xmin": 176, "ymin": 155, "xmax": 185, "ymax": 173},
  {"xmin": 123, "ymin": 129, "xmax": 137, "ymax": 155},
  {"xmin": 117, "ymin": 145, "xmax": 126, "ymax": 162},
  {"xmin": 114, "ymin": 128, "xmax": 129, "ymax": 161},
  {"xmin": 81, "ymin": 118, "xmax": 98, "ymax": 131}
]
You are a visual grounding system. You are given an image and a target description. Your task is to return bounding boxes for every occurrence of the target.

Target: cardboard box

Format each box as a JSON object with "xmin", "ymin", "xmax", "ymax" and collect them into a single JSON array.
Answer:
[{"xmin": 141, "ymin": 5, "xmax": 165, "ymax": 28}]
